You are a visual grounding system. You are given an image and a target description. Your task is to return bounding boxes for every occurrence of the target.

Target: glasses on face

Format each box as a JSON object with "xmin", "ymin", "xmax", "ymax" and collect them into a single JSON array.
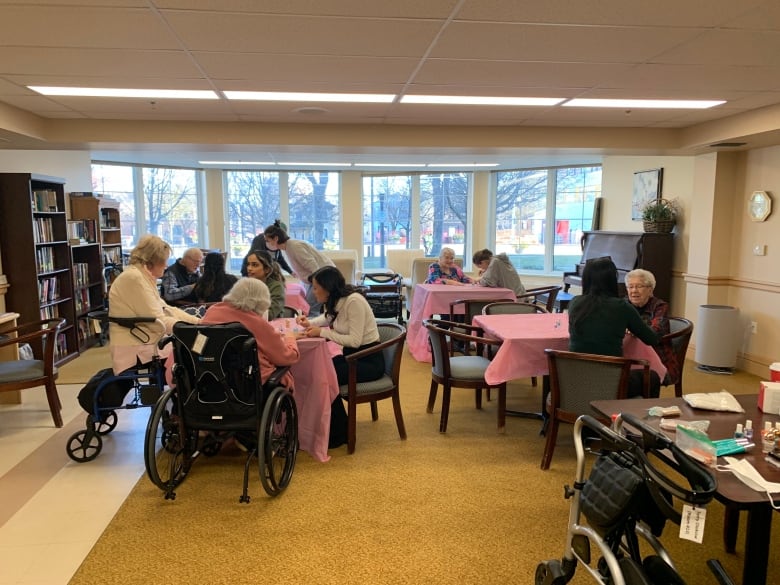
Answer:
[{"xmin": 627, "ymin": 284, "xmax": 650, "ymax": 291}]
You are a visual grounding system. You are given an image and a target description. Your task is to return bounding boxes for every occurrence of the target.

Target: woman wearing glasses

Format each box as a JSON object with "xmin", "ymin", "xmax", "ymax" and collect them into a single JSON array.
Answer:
[{"xmin": 625, "ymin": 268, "xmax": 677, "ymax": 386}]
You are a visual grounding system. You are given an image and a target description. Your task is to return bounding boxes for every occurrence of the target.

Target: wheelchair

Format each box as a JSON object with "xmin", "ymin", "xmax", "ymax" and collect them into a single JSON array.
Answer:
[
  {"xmin": 535, "ymin": 413, "xmax": 734, "ymax": 585},
  {"xmin": 66, "ymin": 316, "xmax": 167, "ymax": 463},
  {"xmin": 144, "ymin": 321, "xmax": 298, "ymax": 502}
]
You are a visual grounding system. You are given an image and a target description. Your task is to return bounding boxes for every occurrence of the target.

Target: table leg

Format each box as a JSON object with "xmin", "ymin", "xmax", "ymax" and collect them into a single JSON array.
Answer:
[
  {"xmin": 505, "ymin": 375, "xmax": 548, "ymax": 436},
  {"xmin": 722, "ymin": 505, "xmax": 739, "ymax": 554},
  {"xmin": 741, "ymin": 504, "xmax": 772, "ymax": 585}
]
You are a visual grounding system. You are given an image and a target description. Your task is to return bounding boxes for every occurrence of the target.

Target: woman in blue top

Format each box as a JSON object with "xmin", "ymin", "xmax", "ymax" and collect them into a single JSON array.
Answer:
[
  {"xmin": 424, "ymin": 247, "xmax": 472, "ymax": 286},
  {"xmin": 568, "ymin": 257, "xmax": 661, "ymax": 397}
]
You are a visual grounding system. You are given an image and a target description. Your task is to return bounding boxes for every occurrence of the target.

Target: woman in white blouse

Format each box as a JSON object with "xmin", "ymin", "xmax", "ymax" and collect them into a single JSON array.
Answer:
[{"xmin": 295, "ymin": 265, "xmax": 383, "ymax": 448}]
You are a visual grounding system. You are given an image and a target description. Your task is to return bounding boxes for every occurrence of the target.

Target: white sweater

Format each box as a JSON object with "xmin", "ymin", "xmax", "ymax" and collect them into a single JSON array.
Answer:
[{"xmin": 309, "ymin": 293, "xmax": 379, "ymax": 349}]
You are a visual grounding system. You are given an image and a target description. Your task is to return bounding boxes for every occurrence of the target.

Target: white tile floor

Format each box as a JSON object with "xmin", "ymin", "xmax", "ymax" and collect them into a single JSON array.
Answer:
[{"xmin": 0, "ymin": 385, "xmax": 147, "ymax": 585}]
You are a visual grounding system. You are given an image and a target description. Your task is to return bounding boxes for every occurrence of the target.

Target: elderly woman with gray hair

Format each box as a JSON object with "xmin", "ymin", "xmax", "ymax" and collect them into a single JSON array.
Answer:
[
  {"xmin": 201, "ymin": 278, "xmax": 300, "ymax": 390},
  {"xmin": 424, "ymin": 246, "xmax": 472, "ymax": 285},
  {"xmin": 625, "ymin": 268, "xmax": 677, "ymax": 386}
]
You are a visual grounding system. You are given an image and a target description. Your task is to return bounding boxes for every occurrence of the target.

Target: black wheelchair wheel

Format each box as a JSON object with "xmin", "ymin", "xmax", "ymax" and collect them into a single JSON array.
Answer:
[
  {"xmin": 91, "ymin": 410, "xmax": 118, "ymax": 435},
  {"xmin": 66, "ymin": 429, "xmax": 103, "ymax": 462},
  {"xmin": 144, "ymin": 388, "xmax": 189, "ymax": 492},
  {"xmin": 258, "ymin": 387, "xmax": 298, "ymax": 496}
]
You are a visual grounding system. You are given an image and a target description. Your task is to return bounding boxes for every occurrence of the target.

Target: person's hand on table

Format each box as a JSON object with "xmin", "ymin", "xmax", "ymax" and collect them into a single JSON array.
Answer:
[
  {"xmin": 304, "ymin": 326, "xmax": 321, "ymax": 338},
  {"xmin": 295, "ymin": 315, "xmax": 311, "ymax": 328}
]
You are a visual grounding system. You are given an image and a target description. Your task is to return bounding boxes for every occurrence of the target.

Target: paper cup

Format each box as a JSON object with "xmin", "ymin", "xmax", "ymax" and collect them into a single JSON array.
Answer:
[{"xmin": 770, "ymin": 363, "xmax": 780, "ymax": 382}]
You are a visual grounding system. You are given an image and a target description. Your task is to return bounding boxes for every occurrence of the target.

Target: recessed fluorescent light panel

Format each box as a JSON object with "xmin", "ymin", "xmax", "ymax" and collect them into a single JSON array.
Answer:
[
  {"xmin": 276, "ymin": 162, "xmax": 353, "ymax": 167},
  {"xmin": 401, "ymin": 95, "xmax": 564, "ymax": 106},
  {"xmin": 563, "ymin": 99, "xmax": 725, "ymax": 109},
  {"xmin": 28, "ymin": 86, "xmax": 218, "ymax": 99},
  {"xmin": 353, "ymin": 163, "xmax": 427, "ymax": 168},
  {"xmin": 224, "ymin": 91, "xmax": 395, "ymax": 103},
  {"xmin": 427, "ymin": 163, "xmax": 499, "ymax": 168},
  {"xmin": 199, "ymin": 161, "xmax": 276, "ymax": 165}
]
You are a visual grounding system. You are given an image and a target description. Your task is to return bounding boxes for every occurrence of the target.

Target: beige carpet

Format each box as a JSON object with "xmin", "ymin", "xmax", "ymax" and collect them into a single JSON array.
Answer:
[{"xmin": 67, "ymin": 350, "xmax": 774, "ymax": 585}]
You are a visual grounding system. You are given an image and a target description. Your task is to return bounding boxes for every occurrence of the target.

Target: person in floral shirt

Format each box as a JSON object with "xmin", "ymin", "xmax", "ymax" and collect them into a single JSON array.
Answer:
[
  {"xmin": 424, "ymin": 247, "xmax": 472, "ymax": 286},
  {"xmin": 625, "ymin": 269, "xmax": 677, "ymax": 385}
]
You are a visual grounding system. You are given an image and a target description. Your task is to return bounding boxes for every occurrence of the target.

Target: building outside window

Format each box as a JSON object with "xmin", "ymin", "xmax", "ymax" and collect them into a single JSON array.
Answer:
[{"xmin": 494, "ymin": 165, "xmax": 601, "ymax": 273}]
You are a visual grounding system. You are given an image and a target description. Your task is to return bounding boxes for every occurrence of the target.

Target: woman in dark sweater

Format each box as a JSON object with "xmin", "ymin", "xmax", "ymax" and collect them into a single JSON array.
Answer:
[
  {"xmin": 568, "ymin": 257, "xmax": 660, "ymax": 397},
  {"xmin": 193, "ymin": 252, "xmax": 237, "ymax": 303}
]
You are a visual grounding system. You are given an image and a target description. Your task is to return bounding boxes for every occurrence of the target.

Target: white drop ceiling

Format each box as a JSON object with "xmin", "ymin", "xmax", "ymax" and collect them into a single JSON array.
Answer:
[{"xmin": 1, "ymin": 0, "xmax": 780, "ymax": 170}]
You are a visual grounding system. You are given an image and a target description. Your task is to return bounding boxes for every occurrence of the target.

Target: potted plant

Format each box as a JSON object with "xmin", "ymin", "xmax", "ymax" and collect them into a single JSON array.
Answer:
[{"xmin": 641, "ymin": 198, "xmax": 678, "ymax": 233}]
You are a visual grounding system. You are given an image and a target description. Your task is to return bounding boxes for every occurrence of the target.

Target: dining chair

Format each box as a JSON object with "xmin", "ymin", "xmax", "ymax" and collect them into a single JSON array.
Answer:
[
  {"xmin": 660, "ymin": 317, "xmax": 693, "ymax": 397},
  {"xmin": 448, "ymin": 297, "xmax": 512, "ymax": 350},
  {"xmin": 523, "ymin": 285, "xmax": 562, "ymax": 313},
  {"xmin": 339, "ymin": 322, "xmax": 407, "ymax": 454},
  {"xmin": 423, "ymin": 318, "xmax": 506, "ymax": 433},
  {"xmin": 481, "ymin": 300, "xmax": 548, "ymax": 316},
  {"xmin": 541, "ymin": 349, "xmax": 650, "ymax": 470},
  {"xmin": 280, "ymin": 305, "xmax": 300, "ymax": 318},
  {"xmin": 0, "ymin": 318, "xmax": 65, "ymax": 427},
  {"xmin": 480, "ymin": 300, "xmax": 548, "ymax": 385}
]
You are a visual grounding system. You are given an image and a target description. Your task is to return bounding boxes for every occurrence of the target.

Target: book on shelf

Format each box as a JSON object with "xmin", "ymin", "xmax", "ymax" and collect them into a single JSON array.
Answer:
[{"xmin": 32, "ymin": 189, "xmax": 59, "ymax": 212}]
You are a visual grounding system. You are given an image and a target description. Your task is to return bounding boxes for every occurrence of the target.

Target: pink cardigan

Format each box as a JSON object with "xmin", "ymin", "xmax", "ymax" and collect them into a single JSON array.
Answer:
[{"xmin": 201, "ymin": 302, "xmax": 300, "ymax": 390}]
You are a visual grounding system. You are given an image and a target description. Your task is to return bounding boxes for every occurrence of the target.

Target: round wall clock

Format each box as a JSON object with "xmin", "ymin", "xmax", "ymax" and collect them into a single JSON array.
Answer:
[{"xmin": 748, "ymin": 190, "xmax": 772, "ymax": 222}]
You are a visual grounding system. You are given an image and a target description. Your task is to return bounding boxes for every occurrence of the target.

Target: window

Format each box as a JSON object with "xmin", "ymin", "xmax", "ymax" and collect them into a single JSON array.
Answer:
[
  {"xmin": 420, "ymin": 172, "xmax": 469, "ymax": 257},
  {"xmin": 225, "ymin": 171, "xmax": 280, "ymax": 270},
  {"xmin": 91, "ymin": 163, "xmax": 203, "ymax": 259},
  {"xmin": 362, "ymin": 175, "xmax": 412, "ymax": 271},
  {"xmin": 288, "ymin": 171, "xmax": 340, "ymax": 250},
  {"xmin": 494, "ymin": 165, "xmax": 601, "ymax": 273}
]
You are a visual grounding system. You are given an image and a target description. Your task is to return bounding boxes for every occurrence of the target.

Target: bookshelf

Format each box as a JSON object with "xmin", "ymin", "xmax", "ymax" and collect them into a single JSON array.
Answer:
[
  {"xmin": 0, "ymin": 173, "xmax": 78, "ymax": 365},
  {"xmin": 71, "ymin": 243, "xmax": 104, "ymax": 350},
  {"xmin": 68, "ymin": 193, "xmax": 124, "ymax": 295}
]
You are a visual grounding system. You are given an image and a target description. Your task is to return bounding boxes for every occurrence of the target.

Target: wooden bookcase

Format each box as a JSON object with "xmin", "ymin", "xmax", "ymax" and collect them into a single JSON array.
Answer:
[
  {"xmin": 69, "ymin": 194, "xmax": 124, "ymax": 295},
  {"xmin": 0, "ymin": 173, "xmax": 78, "ymax": 365},
  {"xmin": 71, "ymin": 243, "xmax": 104, "ymax": 351}
]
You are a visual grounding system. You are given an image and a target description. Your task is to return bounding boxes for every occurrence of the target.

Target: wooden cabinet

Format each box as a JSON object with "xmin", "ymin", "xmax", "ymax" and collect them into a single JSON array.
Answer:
[
  {"xmin": 0, "ymin": 173, "xmax": 78, "ymax": 365},
  {"xmin": 69, "ymin": 194, "xmax": 124, "ymax": 294}
]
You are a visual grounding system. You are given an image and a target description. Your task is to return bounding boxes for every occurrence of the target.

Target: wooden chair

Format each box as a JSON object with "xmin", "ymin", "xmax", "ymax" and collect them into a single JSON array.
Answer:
[
  {"xmin": 523, "ymin": 285, "xmax": 562, "ymax": 313},
  {"xmin": 541, "ymin": 349, "xmax": 650, "ymax": 470},
  {"xmin": 0, "ymin": 318, "xmax": 65, "ymax": 427},
  {"xmin": 660, "ymin": 317, "xmax": 693, "ymax": 397},
  {"xmin": 482, "ymin": 300, "xmax": 548, "ymax": 315},
  {"xmin": 280, "ymin": 305, "xmax": 300, "ymax": 318},
  {"xmin": 339, "ymin": 323, "xmax": 407, "ymax": 454},
  {"xmin": 423, "ymin": 318, "xmax": 506, "ymax": 433}
]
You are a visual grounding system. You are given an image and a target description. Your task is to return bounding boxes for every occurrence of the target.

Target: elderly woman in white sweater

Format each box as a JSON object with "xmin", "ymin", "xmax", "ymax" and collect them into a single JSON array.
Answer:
[{"xmin": 108, "ymin": 234, "xmax": 199, "ymax": 375}]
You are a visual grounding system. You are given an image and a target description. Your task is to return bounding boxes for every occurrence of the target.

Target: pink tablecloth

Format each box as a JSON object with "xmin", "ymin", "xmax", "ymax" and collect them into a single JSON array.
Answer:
[
  {"xmin": 285, "ymin": 282, "xmax": 310, "ymax": 315},
  {"xmin": 472, "ymin": 313, "xmax": 667, "ymax": 386},
  {"xmin": 407, "ymin": 283, "xmax": 517, "ymax": 362},
  {"xmin": 287, "ymin": 335, "xmax": 339, "ymax": 462}
]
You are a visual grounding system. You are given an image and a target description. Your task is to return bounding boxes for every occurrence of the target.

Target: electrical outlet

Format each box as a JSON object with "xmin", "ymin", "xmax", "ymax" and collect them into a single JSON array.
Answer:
[{"xmin": 751, "ymin": 321, "xmax": 758, "ymax": 334}]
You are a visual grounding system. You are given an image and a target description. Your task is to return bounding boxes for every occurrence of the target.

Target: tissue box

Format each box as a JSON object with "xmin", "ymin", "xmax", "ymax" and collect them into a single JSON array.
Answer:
[{"xmin": 758, "ymin": 381, "xmax": 780, "ymax": 413}]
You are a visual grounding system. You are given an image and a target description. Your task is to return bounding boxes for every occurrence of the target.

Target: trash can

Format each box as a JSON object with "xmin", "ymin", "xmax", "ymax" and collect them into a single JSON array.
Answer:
[{"xmin": 695, "ymin": 304, "xmax": 740, "ymax": 373}]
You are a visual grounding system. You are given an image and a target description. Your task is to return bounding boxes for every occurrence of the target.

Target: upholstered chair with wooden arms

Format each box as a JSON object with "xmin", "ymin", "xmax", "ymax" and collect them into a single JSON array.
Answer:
[
  {"xmin": 0, "ymin": 318, "xmax": 65, "ymax": 427},
  {"xmin": 339, "ymin": 322, "xmax": 407, "ymax": 454},
  {"xmin": 659, "ymin": 317, "xmax": 693, "ymax": 397},
  {"xmin": 541, "ymin": 349, "xmax": 650, "ymax": 470},
  {"xmin": 424, "ymin": 318, "xmax": 506, "ymax": 434}
]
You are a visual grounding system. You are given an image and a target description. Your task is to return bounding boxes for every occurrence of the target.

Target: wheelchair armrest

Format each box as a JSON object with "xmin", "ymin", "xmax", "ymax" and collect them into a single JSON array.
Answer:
[
  {"xmin": 265, "ymin": 366, "xmax": 290, "ymax": 388},
  {"xmin": 109, "ymin": 316, "xmax": 157, "ymax": 328}
]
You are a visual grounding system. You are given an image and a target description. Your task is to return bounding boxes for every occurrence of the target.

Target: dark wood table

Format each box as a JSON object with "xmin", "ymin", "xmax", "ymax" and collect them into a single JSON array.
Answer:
[{"xmin": 591, "ymin": 394, "xmax": 779, "ymax": 585}]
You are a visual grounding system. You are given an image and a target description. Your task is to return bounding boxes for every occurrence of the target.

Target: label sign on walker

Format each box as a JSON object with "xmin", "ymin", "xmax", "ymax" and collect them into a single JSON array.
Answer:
[{"xmin": 679, "ymin": 504, "xmax": 706, "ymax": 543}]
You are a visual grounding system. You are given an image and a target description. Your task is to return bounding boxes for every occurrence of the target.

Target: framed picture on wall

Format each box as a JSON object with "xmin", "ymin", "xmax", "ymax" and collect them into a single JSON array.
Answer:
[{"xmin": 632, "ymin": 168, "xmax": 663, "ymax": 220}]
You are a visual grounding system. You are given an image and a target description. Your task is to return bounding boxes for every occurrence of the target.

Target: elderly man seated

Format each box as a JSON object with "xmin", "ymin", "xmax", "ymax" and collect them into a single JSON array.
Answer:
[{"xmin": 160, "ymin": 247, "xmax": 203, "ymax": 305}]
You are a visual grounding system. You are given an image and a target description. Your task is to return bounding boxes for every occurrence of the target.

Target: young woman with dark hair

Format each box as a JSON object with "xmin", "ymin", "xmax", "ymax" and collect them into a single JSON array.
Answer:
[
  {"xmin": 263, "ymin": 219, "xmax": 335, "ymax": 316},
  {"xmin": 193, "ymin": 252, "xmax": 237, "ymax": 303},
  {"xmin": 295, "ymin": 266, "xmax": 384, "ymax": 448},
  {"xmin": 567, "ymin": 257, "xmax": 661, "ymax": 397},
  {"xmin": 243, "ymin": 249, "xmax": 286, "ymax": 320}
]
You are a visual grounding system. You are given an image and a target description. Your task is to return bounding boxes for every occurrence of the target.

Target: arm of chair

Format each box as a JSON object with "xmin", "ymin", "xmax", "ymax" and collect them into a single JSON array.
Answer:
[
  {"xmin": 342, "ymin": 334, "xmax": 402, "ymax": 363},
  {"xmin": 0, "ymin": 319, "xmax": 63, "ymax": 350},
  {"xmin": 265, "ymin": 366, "xmax": 291, "ymax": 388}
]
